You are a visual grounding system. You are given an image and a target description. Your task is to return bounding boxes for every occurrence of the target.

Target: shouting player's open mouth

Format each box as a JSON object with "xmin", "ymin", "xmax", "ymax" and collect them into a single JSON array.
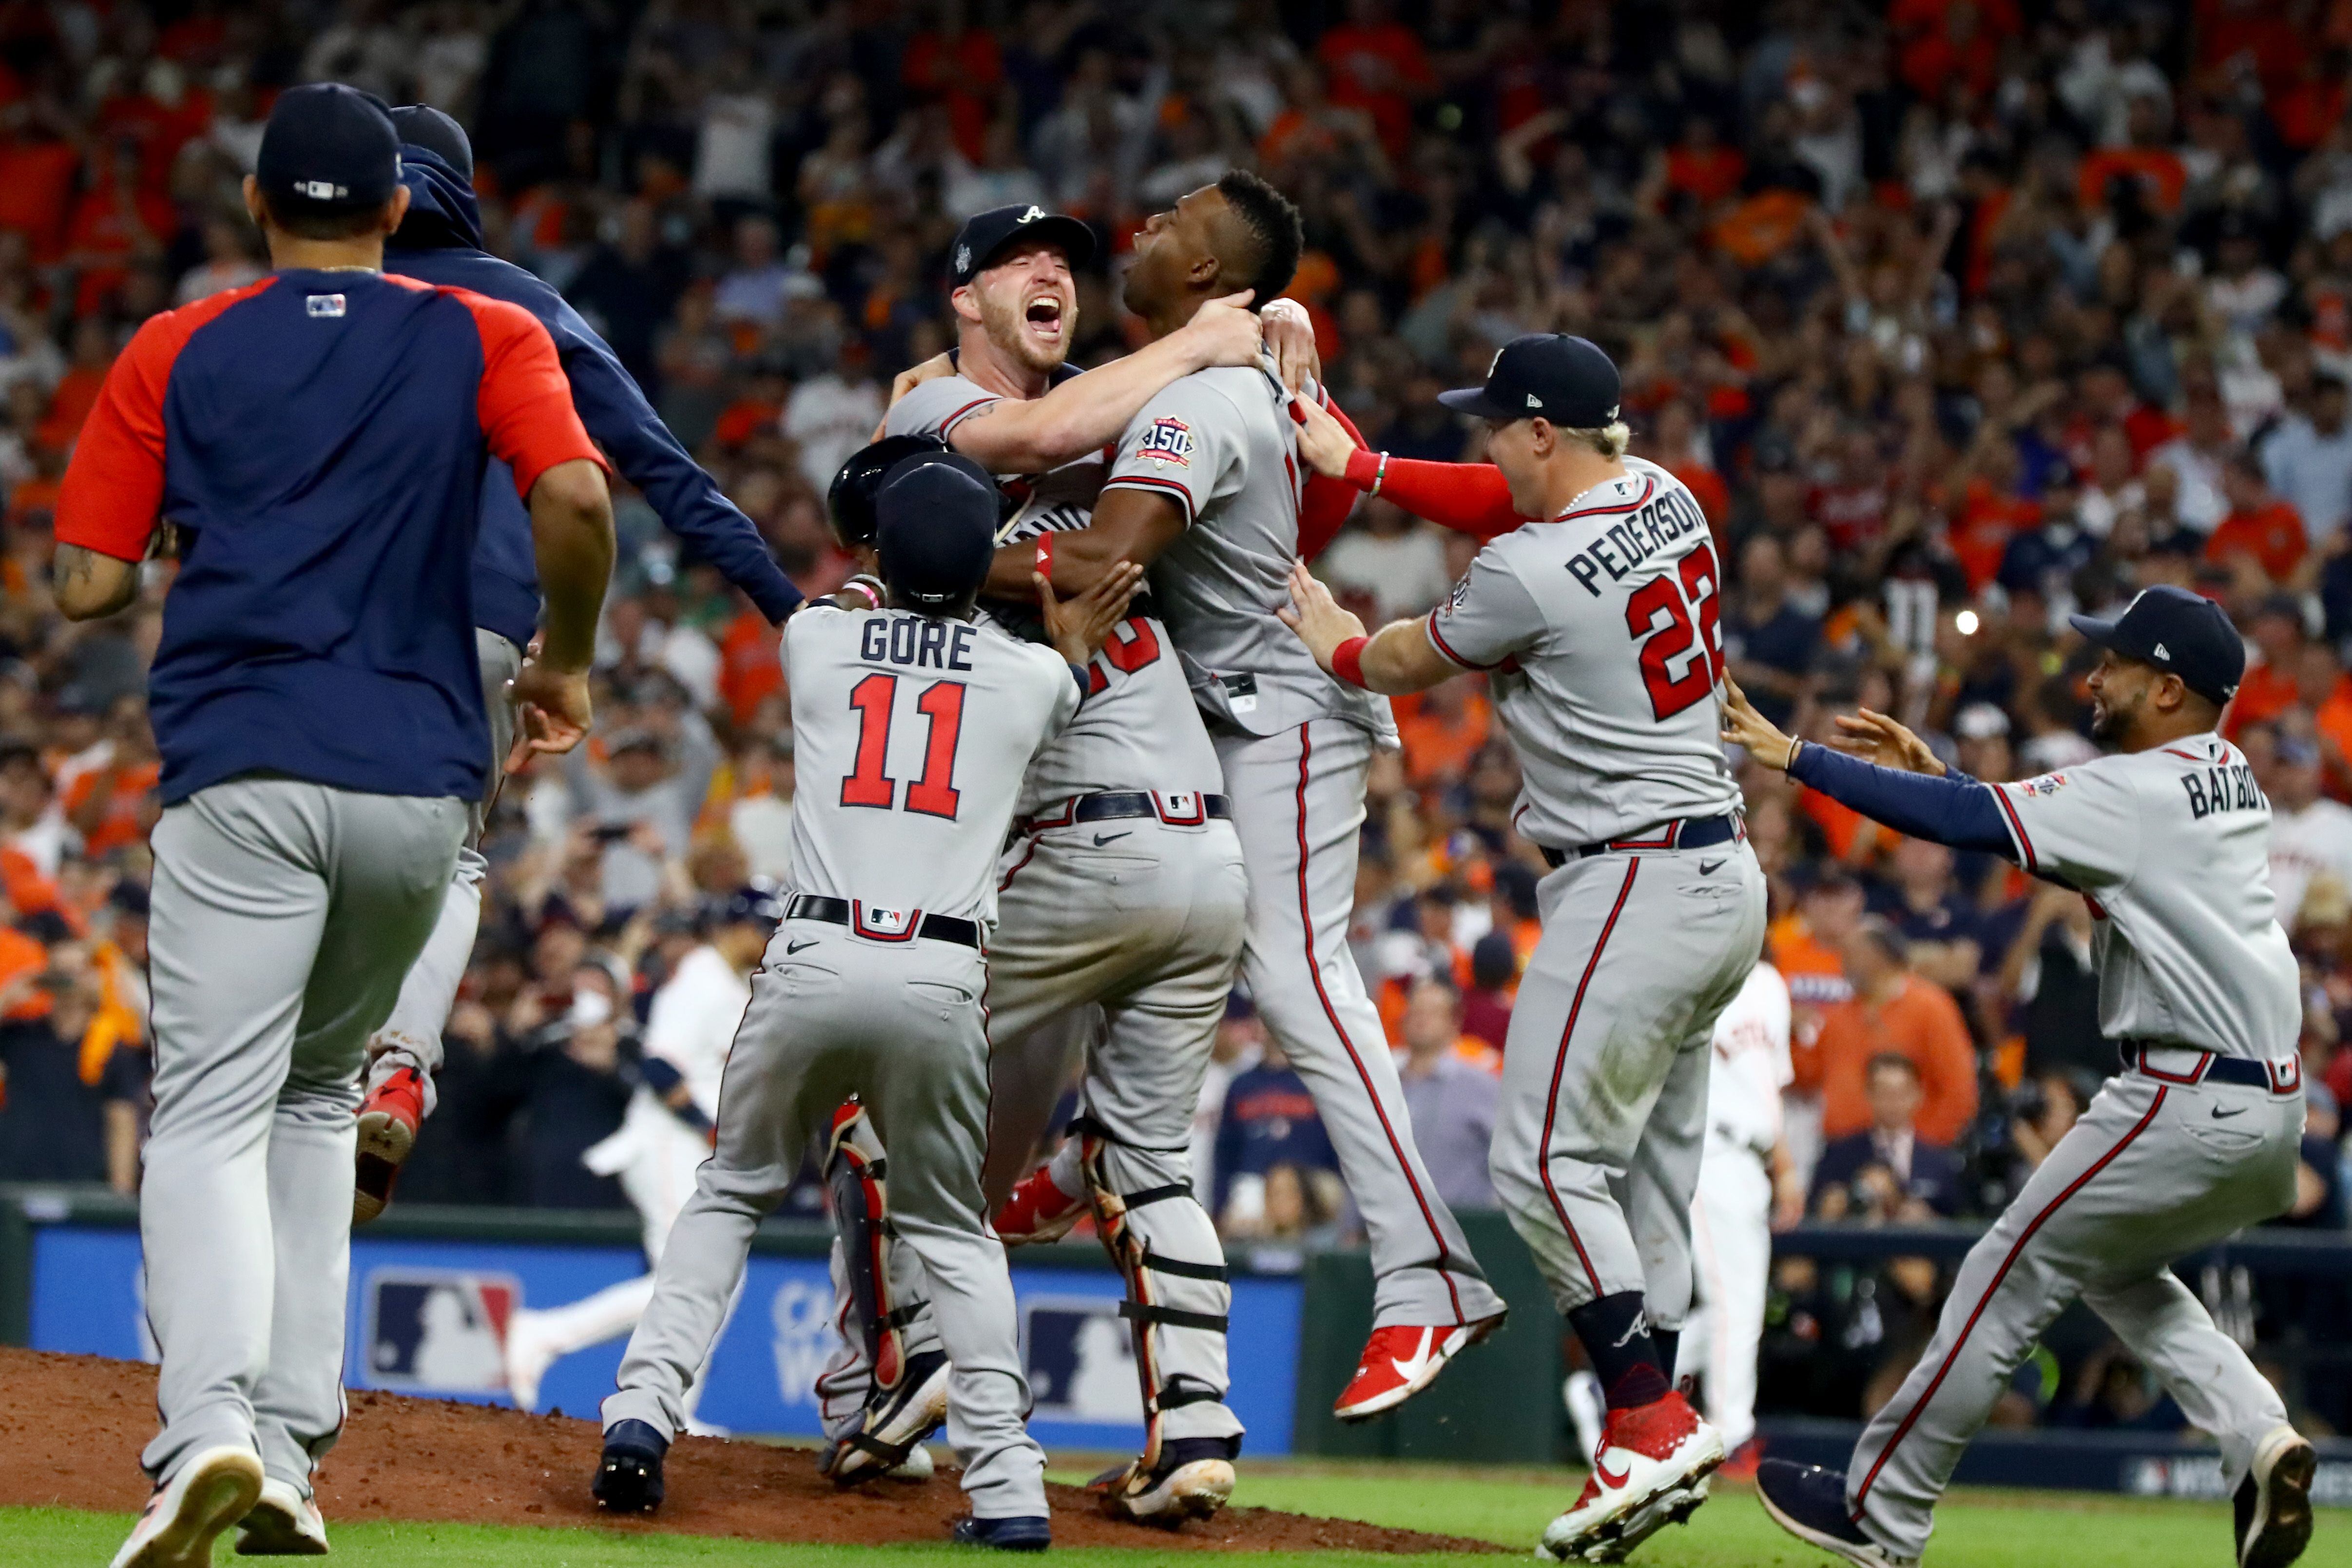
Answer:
[{"xmin": 1022, "ymin": 291, "xmax": 1067, "ymax": 349}]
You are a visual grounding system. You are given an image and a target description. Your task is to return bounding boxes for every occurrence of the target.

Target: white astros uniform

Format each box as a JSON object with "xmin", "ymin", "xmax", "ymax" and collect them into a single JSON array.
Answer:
[
  {"xmin": 1846, "ymin": 736, "xmax": 2304, "ymax": 1559},
  {"xmin": 1114, "ymin": 361, "xmax": 1506, "ymax": 1332},
  {"xmin": 502, "ymin": 944, "xmax": 747, "ymax": 1413},
  {"xmin": 1426, "ymin": 457, "xmax": 1766, "ymax": 1334},
  {"xmin": 1673, "ymin": 962, "xmax": 1791, "ymax": 1453},
  {"xmin": 810, "ymin": 375, "xmax": 1251, "ymax": 1451},
  {"xmin": 603, "ymin": 603, "xmax": 1077, "ymax": 1522}
]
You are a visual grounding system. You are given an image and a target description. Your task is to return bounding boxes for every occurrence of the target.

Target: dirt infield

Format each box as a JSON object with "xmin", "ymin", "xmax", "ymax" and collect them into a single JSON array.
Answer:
[{"xmin": 0, "ymin": 1348, "xmax": 1499, "ymax": 1553}]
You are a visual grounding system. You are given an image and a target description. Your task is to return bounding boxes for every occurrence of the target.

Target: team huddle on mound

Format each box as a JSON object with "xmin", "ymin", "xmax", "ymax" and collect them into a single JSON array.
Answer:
[{"xmin": 82, "ymin": 83, "xmax": 2319, "ymax": 1568}]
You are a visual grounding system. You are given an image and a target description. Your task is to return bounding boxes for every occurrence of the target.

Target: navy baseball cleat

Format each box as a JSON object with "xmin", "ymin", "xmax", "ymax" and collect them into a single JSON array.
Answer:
[
  {"xmin": 2236, "ymin": 1425, "xmax": 2316, "ymax": 1568},
  {"xmin": 1754, "ymin": 1459, "xmax": 1914, "ymax": 1567},
  {"xmin": 951, "ymin": 1514, "xmax": 1052, "ymax": 1551},
  {"xmin": 1088, "ymin": 1433, "xmax": 1239, "ymax": 1525},
  {"xmin": 592, "ymin": 1419, "xmax": 669, "ymax": 1514}
]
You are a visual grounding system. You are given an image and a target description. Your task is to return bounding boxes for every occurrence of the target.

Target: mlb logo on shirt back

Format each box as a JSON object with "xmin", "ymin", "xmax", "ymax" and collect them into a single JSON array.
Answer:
[{"xmin": 307, "ymin": 294, "xmax": 347, "ymax": 318}]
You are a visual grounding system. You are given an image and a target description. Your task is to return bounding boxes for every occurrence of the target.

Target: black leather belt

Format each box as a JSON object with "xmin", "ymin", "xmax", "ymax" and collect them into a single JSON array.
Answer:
[
  {"xmin": 783, "ymin": 894, "xmax": 979, "ymax": 949},
  {"xmin": 1018, "ymin": 791, "xmax": 1230, "ymax": 835},
  {"xmin": 1538, "ymin": 813, "xmax": 1743, "ymax": 870},
  {"xmin": 2119, "ymin": 1040, "xmax": 2302, "ymax": 1094}
]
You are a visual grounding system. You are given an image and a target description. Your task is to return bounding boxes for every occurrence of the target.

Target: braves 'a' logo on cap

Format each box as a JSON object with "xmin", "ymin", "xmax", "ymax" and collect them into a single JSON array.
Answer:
[
  {"xmin": 1020, "ymin": 205, "xmax": 1045, "ymax": 223},
  {"xmin": 1138, "ymin": 416, "xmax": 1193, "ymax": 469}
]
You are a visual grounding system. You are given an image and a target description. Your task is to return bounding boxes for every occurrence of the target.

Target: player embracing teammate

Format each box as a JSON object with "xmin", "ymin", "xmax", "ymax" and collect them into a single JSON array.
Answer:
[{"xmin": 1288, "ymin": 335, "xmax": 1767, "ymax": 1561}]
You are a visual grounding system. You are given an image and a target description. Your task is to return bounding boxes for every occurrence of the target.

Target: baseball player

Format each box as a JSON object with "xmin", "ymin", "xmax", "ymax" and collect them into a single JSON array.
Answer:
[
  {"xmin": 805, "ymin": 203, "xmax": 1311, "ymax": 1522},
  {"xmin": 348, "ymin": 106, "xmax": 804, "ymax": 1227},
  {"xmin": 1723, "ymin": 584, "xmax": 2316, "ymax": 1568},
  {"xmin": 593, "ymin": 453, "xmax": 1145, "ymax": 1552},
  {"xmin": 1674, "ymin": 960, "xmax": 1794, "ymax": 1475},
  {"xmin": 1282, "ymin": 334, "xmax": 1768, "ymax": 1563},
  {"xmin": 56, "ymin": 86, "xmax": 614, "ymax": 1568},
  {"xmin": 979, "ymin": 173, "xmax": 1510, "ymax": 1421},
  {"xmin": 499, "ymin": 886, "xmax": 781, "ymax": 1417}
]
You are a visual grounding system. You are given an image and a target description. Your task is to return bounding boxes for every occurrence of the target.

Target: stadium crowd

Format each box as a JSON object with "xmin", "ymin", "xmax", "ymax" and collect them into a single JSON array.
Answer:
[{"xmin": 0, "ymin": 0, "xmax": 2349, "ymax": 1439}]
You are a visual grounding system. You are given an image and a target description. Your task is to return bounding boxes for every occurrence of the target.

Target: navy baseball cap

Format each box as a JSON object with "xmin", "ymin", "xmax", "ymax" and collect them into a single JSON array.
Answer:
[
  {"xmin": 829, "ymin": 433, "xmax": 951, "ymax": 548},
  {"xmin": 390, "ymin": 103, "xmax": 472, "ymax": 181},
  {"xmin": 949, "ymin": 203, "xmax": 1096, "ymax": 288},
  {"xmin": 875, "ymin": 452, "xmax": 999, "ymax": 607},
  {"xmin": 1439, "ymin": 334, "xmax": 1621, "ymax": 427},
  {"xmin": 2067, "ymin": 585, "xmax": 2246, "ymax": 707},
  {"xmin": 257, "ymin": 83, "xmax": 402, "ymax": 215}
]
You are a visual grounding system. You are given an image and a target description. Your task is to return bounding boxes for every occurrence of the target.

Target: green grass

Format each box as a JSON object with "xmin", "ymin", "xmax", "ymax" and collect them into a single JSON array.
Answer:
[{"xmin": 2, "ymin": 1459, "xmax": 2288, "ymax": 1567}]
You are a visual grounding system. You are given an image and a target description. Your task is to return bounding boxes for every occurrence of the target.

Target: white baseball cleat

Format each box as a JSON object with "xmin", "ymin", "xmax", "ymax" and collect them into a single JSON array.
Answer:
[
  {"xmin": 112, "ymin": 1446, "xmax": 265, "ymax": 1568},
  {"xmin": 2237, "ymin": 1424, "xmax": 2316, "ymax": 1568},
  {"xmin": 1088, "ymin": 1436, "xmax": 1239, "ymax": 1526},
  {"xmin": 234, "ymin": 1476, "xmax": 329, "ymax": 1555},
  {"xmin": 502, "ymin": 1309, "xmax": 558, "ymax": 1413},
  {"xmin": 1537, "ymin": 1390, "xmax": 1723, "ymax": 1563}
]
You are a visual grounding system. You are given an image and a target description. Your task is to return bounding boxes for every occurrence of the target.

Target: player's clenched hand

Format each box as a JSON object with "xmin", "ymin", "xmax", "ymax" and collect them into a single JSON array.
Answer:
[
  {"xmin": 1039, "ymin": 560, "xmax": 1145, "ymax": 665},
  {"xmin": 874, "ymin": 352, "xmax": 956, "ymax": 437},
  {"xmin": 1290, "ymin": 392, "xmax": 1359, "ymax": 478},
  {"xmin": 1262, "ymin": 298, "xmax": 1321, "ymax": 392},
  {"xmin": 508, "ymin": 660, "xmax": 593, "ymax": 766},
  {"xmin": 1275, "ymin": 558, "xmax": 1365, "ymax": 670},
  {"xmin": 1719, "ymin": 677, "xmax": 1797, "ymax": 771},
  {"xmin": 1175, "ymin": 290, "xmax": 1263, "ymax": 370},
  {"xmin": 1831, "ymin": 707, "xmax": 1947, "ymax": 776}
]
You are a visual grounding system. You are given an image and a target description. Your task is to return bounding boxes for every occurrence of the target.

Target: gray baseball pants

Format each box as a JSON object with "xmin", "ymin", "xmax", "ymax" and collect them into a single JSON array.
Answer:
[
  {"xmin": 1847, "ymin": 1060, "xmax": 2301, "ymax": 1560},
  {"xmin": 1217, "ymin": 719, "xmax": 1505, "ymax": 1329},
  {"xmin": 1490, "ymin": 842, "xmax": 1767, "ymax": 1329},
  {"xmin": 139, "ymin": 778, "xmax": 466, "ymax": 1490},
  {"xmin": 363, "ymin": 628, "xmax": 522, "ymax": 1112},
  {"xmin": 821, "ymin": 818, "xmax": 1250, "ymax": 1445},
  {"xmin": 604, "ymin": 922, "xmax": 1047, "ymax": 1519}
]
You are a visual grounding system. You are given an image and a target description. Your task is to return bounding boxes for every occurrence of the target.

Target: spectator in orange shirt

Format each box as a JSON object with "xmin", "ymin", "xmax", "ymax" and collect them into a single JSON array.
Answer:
[
  {"xmin": 1774, "ymin": 871, "xmax": 1864, "ymax": 1061},
  {"xmin": 36, "ymin": 317, "xmax": 115, "ymax": 452},
  {"xmin": 1394, "ymin": 676, "xmax": 1490, "ymax": 788},
  {"xmin": 1313, "ymin": 0, "xmax": 1431, "ymax": 160},
  {"xmin": 61, "ymin": 697, "xmax": 161, "ymax": 858},
  {"xmin": 2077, "ymin": 96, "xmax": 2187, "ymax": 214},
  {"xmin": 2205, "ymin": 451, "xmax": 2308, "ymax": 584},
  {"xmin": 2225, "ymin": 594, "xmax": 2308, "ymax": 738},
  {"xmin": 1811, "ymin": 919, "xmax": 1979, "ymax": 1148}
]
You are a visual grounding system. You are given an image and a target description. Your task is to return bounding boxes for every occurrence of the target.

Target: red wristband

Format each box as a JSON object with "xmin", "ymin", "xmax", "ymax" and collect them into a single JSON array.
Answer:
[
  {"xmin": 1344, "ymin": 446, "xmax": 1385, "ymax": 492},
  {"xmin": 1034, "ymin": 532, "xmax": 1054, "ymax": 584},
  {"xmin": 1332, "ymin": 635, "xmax": 1369, "ymax": 688}
]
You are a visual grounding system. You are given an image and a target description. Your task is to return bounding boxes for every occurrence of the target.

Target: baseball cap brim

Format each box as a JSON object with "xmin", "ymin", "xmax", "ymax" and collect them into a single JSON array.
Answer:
[
  {"xmin": 2065, "ymin": 611, "xmax": 2127, "ymax": 652},
  {"xmin": 1436, "ymin": 385, "xmax": 1514, "ymax": 419},
  {"xmin": 973, "ymin": 214, "xmax": 1096, "ymax": 276}
]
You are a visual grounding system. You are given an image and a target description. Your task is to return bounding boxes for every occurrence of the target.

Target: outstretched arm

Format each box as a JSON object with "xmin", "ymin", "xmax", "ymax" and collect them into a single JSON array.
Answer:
[
  {"xmin": 950, "ymin": 293, "xmax": 1263, "ymax": 473},
  {"xmin": 1292, "ymin": 394, "xmax": 1523, "ymax": 540},
  {"xmin": 1722, "ymin": 680, "xmax": 2014, "ymax": 856},
  {"xmin": 985, "ymin": 485, "xmax": 1187, "ymax": 599},
  {"xmin": 1278, "ymin": 560, "xmax": 1456, "ymax": 695}
]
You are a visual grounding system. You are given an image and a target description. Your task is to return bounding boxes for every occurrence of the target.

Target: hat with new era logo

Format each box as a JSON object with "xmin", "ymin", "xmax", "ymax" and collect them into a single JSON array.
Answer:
[
  {"xmin": 1437, "ymin": 333, "xmax": 1620, "ymax": 427},
  {"xmin": 2066, "ymin": 584, "xmax": 2245, "ymax": 707}
]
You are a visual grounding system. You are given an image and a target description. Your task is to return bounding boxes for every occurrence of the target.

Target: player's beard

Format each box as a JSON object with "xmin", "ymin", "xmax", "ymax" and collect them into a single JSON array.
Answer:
[
  {"xmin": 978, "ymin": 284, "xmax": 1075, "ymax": 377},
  {"xmin": 2089, "ymin": 685, "xmax": 2140, "ymax": 744}
]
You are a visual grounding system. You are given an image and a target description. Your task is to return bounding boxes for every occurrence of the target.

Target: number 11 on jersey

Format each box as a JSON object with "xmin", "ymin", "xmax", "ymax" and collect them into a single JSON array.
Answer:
[{"xmin": 840, "ymin": 673, "xmax": 967, "ymax": 819}]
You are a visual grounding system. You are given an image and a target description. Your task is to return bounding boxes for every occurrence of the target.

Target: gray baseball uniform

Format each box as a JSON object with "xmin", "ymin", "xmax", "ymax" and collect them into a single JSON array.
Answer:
[
  {"xmin": 1108, "ymin": 362, "xmax": 1506, "ymax": 1333},
  {"xmin": 1425, "ymin": 459, "xmax": 1765, "ymax": 1333},
  {"xmin": 361, "ymin": 627, "xmax": 521, "ymax": 1114},
  {"xmin": 604, "ymin": 602, "xmax": 1077, "ymax": 1520},
  {"xmin": 142, "ymin": 782, "xmax": 466, "ymax": 1490},
  {"xmin": 814, "ymin": 373, "xmax": 1250, "ymax": 1450},
  {"xmin": 1846, "ymin": 735, "xmax": 2302, "ymax": 1560}
]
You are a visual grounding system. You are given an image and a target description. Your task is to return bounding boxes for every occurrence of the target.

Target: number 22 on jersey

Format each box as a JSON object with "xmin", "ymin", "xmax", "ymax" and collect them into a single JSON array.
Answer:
[
  {"xmin": 840, "ymin": 673, "xmax": 967, "ymax": 819},
  {"xmin": 1624, "ymin": 541, "xmax": 1724, "ymax": 720}
]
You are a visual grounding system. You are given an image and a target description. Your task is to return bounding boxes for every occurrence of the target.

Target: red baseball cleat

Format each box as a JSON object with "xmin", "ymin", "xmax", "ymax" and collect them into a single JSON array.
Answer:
[
  {"xmin": 991, "ymin": 1166, "xmax": 1086, "ymax": 1245},
  {"xmin": 1331, "ymin": 1313, "xmax": 1504, "ymax": 1423},
  {"xmin": 353, "ymin": 1066, "xmax": 426, "ymax": 1226},
  {"xmin": 1539, "ymin": 1389, "xmax": 1723, "ymax": 1562}
]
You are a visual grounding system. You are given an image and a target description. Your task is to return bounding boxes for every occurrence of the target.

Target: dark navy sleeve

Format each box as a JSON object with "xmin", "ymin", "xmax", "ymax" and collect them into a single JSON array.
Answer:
[
  {"xmin": 544, "ymin": 299, "xmax": 804, "ymax": 624},
  {"xmin": 1787, "ymin": 743, "xmax": 2018, "ymax": 858}
]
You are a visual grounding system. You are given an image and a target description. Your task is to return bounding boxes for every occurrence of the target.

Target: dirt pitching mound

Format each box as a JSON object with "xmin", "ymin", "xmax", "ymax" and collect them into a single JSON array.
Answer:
[{"xmin": 0, "ymin": 1348, "xmax": 1500, "ymax": 1553}]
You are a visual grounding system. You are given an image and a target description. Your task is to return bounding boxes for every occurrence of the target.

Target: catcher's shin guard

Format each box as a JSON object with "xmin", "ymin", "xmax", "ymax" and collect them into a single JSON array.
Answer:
[
  {"xmin": 824, "ymin": 1102, "xmax": 921, "ymax": 1396},
  {"xmin": 1075, "ymin": 1118, "xmax": 1242, "ymax": 1520}
]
